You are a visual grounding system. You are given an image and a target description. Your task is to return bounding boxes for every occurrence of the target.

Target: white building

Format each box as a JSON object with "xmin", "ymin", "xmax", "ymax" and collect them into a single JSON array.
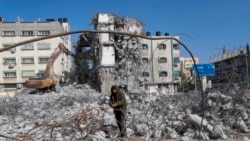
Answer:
[
  {"xmin": 140, "ymin": 32, "xmax": 181, "ymax": 93},
  {"xmin": 0, "ymin": 17, "xmax": 72, "ymax": 89}
]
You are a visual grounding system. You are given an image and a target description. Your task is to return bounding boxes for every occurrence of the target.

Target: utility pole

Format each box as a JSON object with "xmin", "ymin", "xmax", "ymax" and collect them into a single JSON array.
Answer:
[{"xmin": 246, "ymin": 44, "xmax": 249, "ymax": 83}]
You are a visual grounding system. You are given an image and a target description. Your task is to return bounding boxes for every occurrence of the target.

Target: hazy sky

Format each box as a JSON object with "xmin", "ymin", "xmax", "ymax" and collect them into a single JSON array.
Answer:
[{"xmin": 1, "ymin": 0, "xmax": 250, "ymax": 63}]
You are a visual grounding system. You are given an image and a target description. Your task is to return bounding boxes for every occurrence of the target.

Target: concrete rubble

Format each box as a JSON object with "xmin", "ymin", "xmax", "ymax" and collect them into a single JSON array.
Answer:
[{"xmin": 0, "ymin": 84, "xmax": 250, "ymax": 140}]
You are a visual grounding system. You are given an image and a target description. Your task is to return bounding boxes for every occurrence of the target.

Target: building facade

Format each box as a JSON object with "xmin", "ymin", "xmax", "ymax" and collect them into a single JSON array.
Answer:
[
  {"xmin": 140, "ymin": 32, "xmax": 181, "ymax": 93},
  {"xmin": 0, "ymin": 17, "xmax": 72, "ymax": 89},
  {"xmin": 209, "ymin": 45, "xmax": 250, "ymax": 88}
]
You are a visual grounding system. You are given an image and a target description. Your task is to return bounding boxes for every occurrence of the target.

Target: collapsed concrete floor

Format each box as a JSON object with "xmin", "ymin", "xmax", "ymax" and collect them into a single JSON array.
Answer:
[{"xmin": 0, "ymin": 84, "xmax": 250, "ymax": 140}]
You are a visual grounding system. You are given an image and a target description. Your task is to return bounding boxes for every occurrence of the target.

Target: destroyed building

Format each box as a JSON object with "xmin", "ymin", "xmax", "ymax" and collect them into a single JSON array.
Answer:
[
  {"xmin": 209, "ymin": 44, "xmax": 250, "ymax": 88},
  {"xmin": 75, "ymin": 13, "xmax": 181, "ymax": 93}
]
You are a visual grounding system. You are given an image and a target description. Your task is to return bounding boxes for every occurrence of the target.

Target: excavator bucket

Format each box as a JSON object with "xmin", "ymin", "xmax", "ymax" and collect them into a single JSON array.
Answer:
[{"xmin": 24, "ymin": 78, "xmax": 57, "ymax": 89}]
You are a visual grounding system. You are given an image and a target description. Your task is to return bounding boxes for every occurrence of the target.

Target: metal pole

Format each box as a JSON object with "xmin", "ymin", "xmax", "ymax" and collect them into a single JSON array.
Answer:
[
  {"xmin": 246, "ymin": 53, "xmax": 248, "ymax": 83},
  {"xmin": 194, "ymin": 72, "xmax": 197, "ymax": 93},
  {"xmin": 171, "ymin": 38, "xmax": 174, "ymax": 92}
]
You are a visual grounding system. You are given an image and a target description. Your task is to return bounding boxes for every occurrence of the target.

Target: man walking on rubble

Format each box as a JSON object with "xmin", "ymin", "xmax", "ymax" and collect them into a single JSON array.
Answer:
[{"xmin": 108, "ymin": 85, "xmax": 127, "ymax": 139}]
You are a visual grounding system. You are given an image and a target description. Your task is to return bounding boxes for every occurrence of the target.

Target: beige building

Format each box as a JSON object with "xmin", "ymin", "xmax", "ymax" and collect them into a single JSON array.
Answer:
[
  {"xmin": 140, "ymin": 32, "xmax": 181, "ymax": 93},
  {"xmin": 0, "ymin": 17, "xmax": 72, "ymax": 89},
  {"xmin": 180, "ymin": 57, "xmax": 199, "ymax": 78}
]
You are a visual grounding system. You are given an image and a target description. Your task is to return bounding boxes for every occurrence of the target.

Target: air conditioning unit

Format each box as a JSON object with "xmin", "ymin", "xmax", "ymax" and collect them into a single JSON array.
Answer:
[
  {"xmin": 9, "ymin": 63, "xmax": 15, "ymax": 68},
  {"xmin": 16, "ymin": 84, "xmax": 22, "ymax": 89},
  {"xmin": 10, "ymin": 48, "xmax": 16, "ymax": 53}
]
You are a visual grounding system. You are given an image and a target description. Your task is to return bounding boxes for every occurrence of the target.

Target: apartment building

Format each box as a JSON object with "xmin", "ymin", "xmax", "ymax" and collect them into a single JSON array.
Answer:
[
  {"xmin": 140, "ymin": 32, "xmax": 181, "ymax": 93},
  {"xmin": 0, "ymin": 17, "xmax": 72, "ymax": 89}
]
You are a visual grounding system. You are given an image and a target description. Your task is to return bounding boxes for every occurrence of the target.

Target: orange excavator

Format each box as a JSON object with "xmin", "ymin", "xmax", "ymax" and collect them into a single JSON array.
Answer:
[{"xmin": 24, "ymin": 43, "xmax": 73, "ymax": 93}]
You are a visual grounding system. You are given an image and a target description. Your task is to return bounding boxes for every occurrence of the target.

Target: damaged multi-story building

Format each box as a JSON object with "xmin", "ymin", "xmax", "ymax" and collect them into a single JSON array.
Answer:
[
  {"xmin": 209, "ymin": 44, "xmax": 250, "ymax": 88},
  {"xmin": 75, "ymin": 13, "xmax": 181, "ymax": 93}
]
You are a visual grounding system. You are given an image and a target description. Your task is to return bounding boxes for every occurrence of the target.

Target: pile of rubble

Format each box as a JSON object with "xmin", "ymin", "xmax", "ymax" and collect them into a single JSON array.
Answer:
[{"xmin": 0, "ymin": 84, "xmax": 250, "ymax": 140}]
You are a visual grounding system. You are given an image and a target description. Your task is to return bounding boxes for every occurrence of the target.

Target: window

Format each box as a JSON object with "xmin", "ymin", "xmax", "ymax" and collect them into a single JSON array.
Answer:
[
  {"xmin": 3, "ymin": 71, "xmax": 16, "ymax": 78},
  {"xmin": 173, "ymin": 44, "xmax": 179, "ymax": 50},
  {"xmin": 21, "ymin": 43, "xmax": 34, "ymax": 50},
  {"xmin": 86, "ymin": 60, "xmax": 93, "ymax": 69},
  {"xmin": 226, "ymin": 60, "xmax": 231, "ymax": 65},
  {"xmin": 142, "ymin": 44, "xmax": 148, "ymax": 50},
  {"xmin": 3, "ymin": 58, "xmax": 16, "ymax": 65},
  {"xmin": 174, "ymin": 71, "xmax": 180, "ymax": 77},
  {"xmin": 4, "ymin": 84, "xmax": 17, "ymax": 88},
  {"xmin": 22, "ymin": 70, "xmax": 35, "ymax": 77},
  {"xmin": 158, "ymin": 44, "xmax": 166, "ymax": 50},
  {"xmin": 185, "ymin": 63, "xmax": 192, "ymax": 68},
  {"xmin": 142, "ymin": 58, "xmax": 149, "ymax": 65},
  {"xmin": 3, "ymin": 44, "xmax": 10, "ymax": 48},
  {"xmin": 142, "ymin": 71, "xmax": 150, "ymax": 77},
  {"xmin": 21, "ymin": 31, "xmax": 34, "ymax": 36},
  {"xmin": 38, "ymin": 30, "xmax": 50, "ymax": 36},
  {"xmin": 173, "ymin": 57, "xmax": 180, "ymax": 63},
  {"xmin": 37, "ymin": 43, "xmax": 51, "ymax": 50},
  {"xmin": 159, "ymin": 71, "xmax": 168, "ymax": 77},
  {"xmin": 38, "ymin": 57, "xmax": 49, "ymax": 64},
  {"xmin": 159, "ymin": 57, "xmax": 167, "ymax": 63},
  {"xmin": 37, "ymin": 70, "xmax": 45, "ymax": 77},
  {"xmin": 2, "ymin": 43, "xmax": 14, "ymax": 51},
  {"xmin": 215, "ymin": 64, "xmax": 219, "ymax": 68},
  {"xmin": 21, "ymin": 57, "xmax": 34, "ymax": 64},
  {"xmin": 174, "ymin": 57, "xmax": 180, "ymax": 67},
  {"xmin": 2, "ymin": 31, "xmax": 15, "ymax": 36}
]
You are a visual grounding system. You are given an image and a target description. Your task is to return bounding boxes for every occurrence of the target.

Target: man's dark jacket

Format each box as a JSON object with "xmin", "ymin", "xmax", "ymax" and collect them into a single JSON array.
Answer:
[{"xmin": 108, "ymin": 85, "xmax": 127, "ymax": 112}]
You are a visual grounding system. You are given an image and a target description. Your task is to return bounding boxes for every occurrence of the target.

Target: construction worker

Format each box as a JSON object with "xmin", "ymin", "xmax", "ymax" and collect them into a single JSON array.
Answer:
[{"xmin": 108, "ymin": 85, "xmax": 127, "ymax": 138}]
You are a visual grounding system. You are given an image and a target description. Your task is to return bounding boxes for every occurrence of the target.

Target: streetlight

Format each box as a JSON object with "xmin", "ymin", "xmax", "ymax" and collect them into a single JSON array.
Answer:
[
  {"xmin": 245, "ymin": 44, "xmax": 249, "ymax": 83},
  {"xmin": 172, "ymin": 33, "xmax": 194, "ymax": 92},
  {"xmin": 173, "ymin": 33, "xmax": 194, "ymax": 40}
]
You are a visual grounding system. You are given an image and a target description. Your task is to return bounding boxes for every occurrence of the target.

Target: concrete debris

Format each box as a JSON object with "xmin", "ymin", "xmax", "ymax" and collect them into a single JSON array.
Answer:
[
  {"xmin": 0, "ymin": 84, "xmax": 250, "ymax": 140},
  {"xmin": 242, "ymin": 136, "xmax": 250, "ymax": 141},
  {"xmin": 180, "ymin": 136, "xmax": 191, "ymax": 141},
  {"xmin": 91, "ymin": 131, "xmax": 108, "ymax": 141},
  {"xmin": 211, "ymin": 125, "xmax": 227, "ymax": 140}
]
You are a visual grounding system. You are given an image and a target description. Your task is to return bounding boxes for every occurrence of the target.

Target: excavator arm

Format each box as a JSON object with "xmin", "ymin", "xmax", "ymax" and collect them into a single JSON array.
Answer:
[
  {"xmin": 44, "ymin": 43, "xmax": 69, "ymax": 78},
  {"xmin": 24, "ymin": 43, "xmax": 72, "ymax": 91}
]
